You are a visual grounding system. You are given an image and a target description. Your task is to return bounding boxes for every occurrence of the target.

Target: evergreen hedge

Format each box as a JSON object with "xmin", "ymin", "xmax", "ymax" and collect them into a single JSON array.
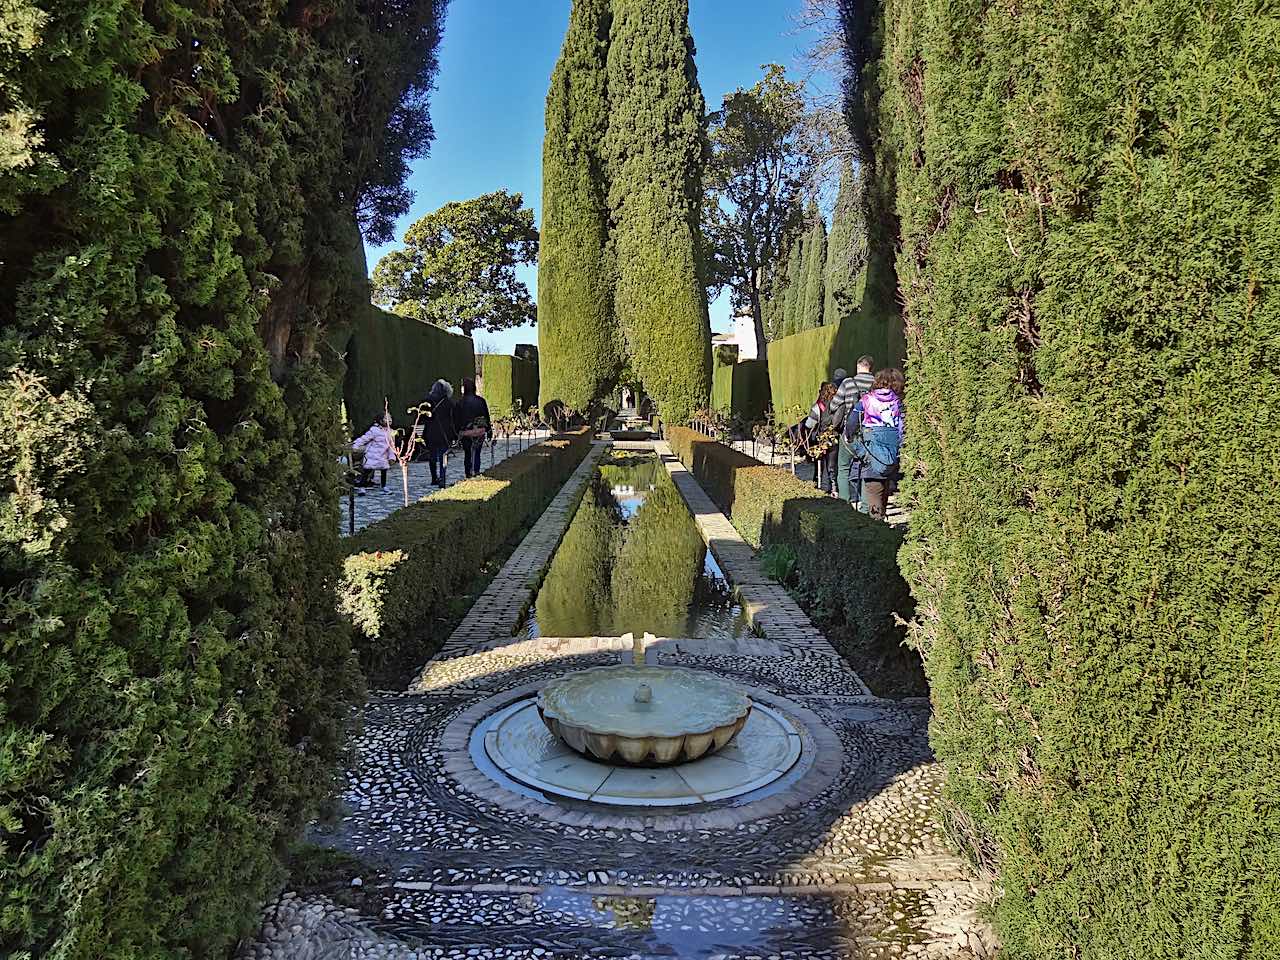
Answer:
[
  {"xmin": 0, "ymin": 0, "xmax": 446, "ymax": 953},
  {"xmin": 667, "ymin": 427, "xmax": 913, "ymax": 684},
  {"xmin": 604, "ymin": 0, "xmax": 711, "ymax": 423},
  {"xmin": 537, "ymin": 0, "xmax": 622, "ymax": 414},
  {"xmin": 873, "ymin": 0, "xmax": 1280, "ymax": 954},
  {"xmin": 711, "ymin": 357, "xmax": 769, "ymax": 422},
  {"xmin": 767, "ymin": 311, "xmax": 904, "ymax": 416},
  {"xmin": 481, "ymin": 354, "xmax": 540, "ymax": 418},
  {"xmin": 338, "ymin": 305, "xmax": 475, "ymax": 431},
  {"xmin": 340, "ymin": 428, "xmax": 592, "ymax": 676}
]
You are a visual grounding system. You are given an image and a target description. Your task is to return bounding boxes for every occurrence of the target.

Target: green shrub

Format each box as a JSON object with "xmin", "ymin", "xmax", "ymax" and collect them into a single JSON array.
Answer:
[
  {"xmin": 767, "ymin": 312, "xmax": 904, "ymax": 415},
  {"xmin": 667, "ymin": 426, "xmax": 913, "ymax": 682},
  {"xmin": 481, "ymin": 354, "xmax": 540, "ymax": 417},
  {"xmin": 336, "ymin": 305, "xmax": 475, "ymax": 431},
  {"xmin": 340, "ymin": 428, "xmax": 591, "ymax": 676},
  {"xmin": 538, "ymin": 0, "xmax": 623, "ymax": 414},
  {"xmin": 0, "ymin": 0, "xmax": 444, "ymax": 952},
  {"xmin": 711, "ymin": 357, "xmax": 769, "ymax": 422},
  {"xmin": 872, "ymin": 0, "xmax": 1280, "ymax": 954}
]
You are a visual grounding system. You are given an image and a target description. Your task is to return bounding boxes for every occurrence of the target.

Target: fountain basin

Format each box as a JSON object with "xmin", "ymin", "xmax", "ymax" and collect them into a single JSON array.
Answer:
[{"xmin": 538, "ymin": 665, "xmax": 752, "ymax": 765}]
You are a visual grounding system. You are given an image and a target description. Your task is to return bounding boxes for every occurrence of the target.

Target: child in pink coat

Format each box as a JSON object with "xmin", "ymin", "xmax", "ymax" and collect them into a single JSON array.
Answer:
[{"xmin": 352, "ymin": 417, "xmax": 398, "ymax": 489}]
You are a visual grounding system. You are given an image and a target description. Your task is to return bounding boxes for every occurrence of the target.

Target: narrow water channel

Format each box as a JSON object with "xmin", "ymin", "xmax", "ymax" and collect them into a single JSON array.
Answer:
[{"xmin": 521, "ymin": 451, "xmax": 749, "ymax": 640}]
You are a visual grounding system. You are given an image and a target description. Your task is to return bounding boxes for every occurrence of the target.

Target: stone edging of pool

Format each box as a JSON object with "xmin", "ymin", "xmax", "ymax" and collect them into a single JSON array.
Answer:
[
  {"xmin": 437, "ymin": 680, "xmax": 845, "ymax": 831},
  {"xmin": 653, "ymin": 441, "xmax": 872, "ymax": 696},
  {"xmin": 421, "ymin": 441, "xmax": 611, "ymax": 670}
]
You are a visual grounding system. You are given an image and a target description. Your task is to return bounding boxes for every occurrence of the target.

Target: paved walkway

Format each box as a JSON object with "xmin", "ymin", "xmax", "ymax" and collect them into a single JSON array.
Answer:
[
  {"xmin": 342, "ymin": 432, "xmax": 553, "ymax": 536},
  {"xmin": 691, "ymin": 434, "xmax": 910, "ymax": 529},
  {"xmin": 242, "ymin": 442, "xmax": 992, "ymax": 960}
]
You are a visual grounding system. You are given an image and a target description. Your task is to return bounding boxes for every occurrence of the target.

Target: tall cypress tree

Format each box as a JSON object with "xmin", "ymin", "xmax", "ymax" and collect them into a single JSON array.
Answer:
[
  {"xmin": 604, "ymin": 0, "xmax": 710, "ymax": 422},
  {"xmin": 538, "ymin": 0, "xmax": 620, "ymax": 414},
  {"xmin": 823, "ymin": 162, "xmax": 868, "ymax": 327},
  {"xmin": 781, "ymin": 236, "xmax": 804, "ymax": 337},
  {"xmin": 800, "ymin": 204, "xmax": 826, "ymax": 329}
]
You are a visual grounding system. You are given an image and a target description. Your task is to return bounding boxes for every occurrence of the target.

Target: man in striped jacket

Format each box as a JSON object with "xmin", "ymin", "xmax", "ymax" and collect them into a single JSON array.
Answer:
[{"xmin": 832, "ymin": 355, "xmax": 877, "ymax": 503}]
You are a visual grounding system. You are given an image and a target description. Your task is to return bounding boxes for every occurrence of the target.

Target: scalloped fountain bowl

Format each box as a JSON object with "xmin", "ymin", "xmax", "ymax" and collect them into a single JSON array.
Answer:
[{"xmin": 537, "ymin": 664, "xmax": 752, "ymax": 765}]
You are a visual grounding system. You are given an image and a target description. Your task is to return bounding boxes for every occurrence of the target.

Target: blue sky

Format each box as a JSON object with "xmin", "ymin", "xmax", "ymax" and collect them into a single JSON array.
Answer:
[{"xmin": 363, "ymin": 0, "xmax": 831, "ymax": 355}]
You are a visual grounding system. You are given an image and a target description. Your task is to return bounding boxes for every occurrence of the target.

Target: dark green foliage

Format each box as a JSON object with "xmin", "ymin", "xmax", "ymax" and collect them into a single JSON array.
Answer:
[
  {"xmin": 781, "ymin": 236, "xmax": 805, "ymax": 338},
  {"xmin": 338, "ymin": 306, "xmax": 475, "ymax": 432},
  {"xmin": 799, "ymin": 207, "xmax": 826, "ymax": 330},
  {"xmin": 339, "ymin": 429, "xmax": 592, "ymax": 675},
  {"xmin": 538, "ymin": 0, "xmax": 622, "ymax": 414},
  {"xmin": 604, "ymin": 0, "xmax": 711, "ymax": 423},
  {"xmin": 0, "ymin": 0, "xmax": 446, "ymax": 953},
  {"xmin": 481, "ymin": 355, "xmax": 540, "ymax": 418},
  {"xmin": 823, "ymin": 163, "xmax": 868, "ymax": 328},
  {"xmin": 872, "ymin": 0, "xmax": 1280, "ymax": 953},
  {"xmin": 711, "ymin": 357, "xmax": 769, "ymax": 422},
  {"xmin": 766, "ymin": 312, "xmax": 904, "ymax": 417},
  {"xmin": 371, "ymin": 190, "xmax": 538, "ymax": 336},
  {"xmin": 667, "ymin": 427, "xmax": 914, "ymax": 694}
]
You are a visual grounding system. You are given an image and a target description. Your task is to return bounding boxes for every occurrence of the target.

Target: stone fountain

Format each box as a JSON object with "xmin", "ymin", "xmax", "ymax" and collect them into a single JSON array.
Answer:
[{"xmin": 537, "ymin": 633, "xmax": 752, "ymax": 765}]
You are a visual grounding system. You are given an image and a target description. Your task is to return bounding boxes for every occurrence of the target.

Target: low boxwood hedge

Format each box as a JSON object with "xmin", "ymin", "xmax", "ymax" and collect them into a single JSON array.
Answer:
[
  {"xmin": 667, "ymin": 426, "xmax": 918, "ymax": 694},
  {"xmin": 339, "ymin": 428, "xmax": 592, "ymax": 679}
]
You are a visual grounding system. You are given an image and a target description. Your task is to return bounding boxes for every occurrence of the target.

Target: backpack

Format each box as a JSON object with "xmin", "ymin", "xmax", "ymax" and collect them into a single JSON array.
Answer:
[{"xmin": 842, "ymin": 386, "xmax": 871, "ymax": 442}]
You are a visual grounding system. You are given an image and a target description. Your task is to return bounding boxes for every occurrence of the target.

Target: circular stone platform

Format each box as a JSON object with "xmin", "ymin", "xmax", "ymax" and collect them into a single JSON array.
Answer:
[{"xmin": 476, "ymin": 697, "xmax": 802, "ymax": 807}]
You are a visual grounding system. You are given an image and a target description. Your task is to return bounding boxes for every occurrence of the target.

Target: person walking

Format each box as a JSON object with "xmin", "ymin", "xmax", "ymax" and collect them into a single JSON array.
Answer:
[
  {"xmin": 454, "ymin": 377, "xmax": 492, "ymax": 479},
  {"xmin": 803, "ymin": 381, "xmax": 840, "ymax": 494},
  {"xmin": 351, "ymin": 414, "xmax": 398, "ymax": 490},
  {"xmin": 422, "ymin": 378, "xmax": 456, "ymax": 488},
  {"xmin": 833, "ymin": 356, "xmax": 877, "ymax": 504},
  {"xmin": 851, "ymin": 369, "xmax": 904, "ymax": 520}
]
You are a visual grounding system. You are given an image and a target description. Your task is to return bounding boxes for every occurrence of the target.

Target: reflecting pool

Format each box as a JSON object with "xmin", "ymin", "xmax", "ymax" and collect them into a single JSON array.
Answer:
[{"xmin": 521, "ymin": 452, "xmax": 749, "ymax": 640}]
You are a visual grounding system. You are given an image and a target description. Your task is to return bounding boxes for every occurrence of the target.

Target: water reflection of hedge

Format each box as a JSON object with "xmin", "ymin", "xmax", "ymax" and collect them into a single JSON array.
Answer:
[
  {"xmin": 611, "ymin": 479, "xmax": 706, "ymax": 637},
  {"xmin": 534, "ymin": 457, "xmax": 706, "ymax": 637},
  {"xmin": 536, "ymin": 475, "xmax": 622, "ymax": 637}
]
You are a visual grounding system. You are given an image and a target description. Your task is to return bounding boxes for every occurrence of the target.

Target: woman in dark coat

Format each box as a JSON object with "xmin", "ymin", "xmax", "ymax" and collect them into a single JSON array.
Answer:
[
  {"xmin": 422, "ymin": 378, "xmax": 456, "ymax": 487},
  {"xmin": 453, "ymin": 377, "xmax": 492, "ymax": 479}
]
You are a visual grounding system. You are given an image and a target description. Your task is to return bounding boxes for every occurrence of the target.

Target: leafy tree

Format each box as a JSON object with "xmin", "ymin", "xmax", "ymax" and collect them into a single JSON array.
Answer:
[
  {"xmin": 538, "ymin": 0, "xmax": 621, "ymax": 414},
  {"xmin": 823, "ymin": 161, "xmax": 868, "ymax": 327},
  {"xmin": 604, "ymin": 0, "xmax": 711, "ymax": 423},
  {"xmin": 799, "ymin": 202, "xmax": 826, "ymax": 329},
  {"xmin": 702, "ymin": 63, "xmax": 814, "ymax": 365},
  {"xmin": 372, "ymin": 189, "xmax": 538, "ymax": 335}
]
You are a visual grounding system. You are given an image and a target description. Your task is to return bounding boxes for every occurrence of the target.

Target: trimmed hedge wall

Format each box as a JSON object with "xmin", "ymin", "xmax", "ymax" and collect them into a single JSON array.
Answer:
[
  {"xmin": 337, "ymin": 305, "xmax": 475, "ymax": 431},
  {"xmin": 482, "ymin": 354, "xmax": 541, "ymax": 417},
  {"xmin": 339, "ymin": 428, "xmax": 592, "ymax": 678},
  {"xmin": 711, "ymin": 357, "xmax": 769, "ymax": 422},
  {"xmin": 874, "ymin": 0, "xmax": 1280, "ymax": 955},
  {"xmin": 767, "ymin": 311, "xmax": 905, "ymax": 416},
  {"xmin": 667, "ymin": 427, "xmax": 914, "ymax": 688}
]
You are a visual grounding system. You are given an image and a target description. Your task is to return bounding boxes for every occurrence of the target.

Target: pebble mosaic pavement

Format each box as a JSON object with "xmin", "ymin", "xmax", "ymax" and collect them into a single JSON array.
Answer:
[{"xmin": 241, "ymin": 441, "xmax": 994, "ymax": 960}]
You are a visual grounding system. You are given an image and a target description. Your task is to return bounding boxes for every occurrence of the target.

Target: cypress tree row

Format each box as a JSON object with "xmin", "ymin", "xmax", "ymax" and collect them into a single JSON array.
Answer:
[
  {"xmin": 604, "ymin": 0, "xmax": 711, "ymax": 422},
  {"xmin": 537, "ymin": 0, "xmax": 621, "ymax": 413},
  {"xmin": 0, "ymin": 0, "xmax": 446, "ymax": 955},
  {"xmin": 873, "ymin": 0, "xmax": 1280, "ymax": 954},
  {"xmin": 781, "ymin": 236, "xmax": 805, "ymax": 337},
  {"xmin": 799, "ymin": 206, "xmax": 826, "ymax": 329},
  {"xmin": 823, "ymin": 162, "xmax": 867, "ymax": 328}
]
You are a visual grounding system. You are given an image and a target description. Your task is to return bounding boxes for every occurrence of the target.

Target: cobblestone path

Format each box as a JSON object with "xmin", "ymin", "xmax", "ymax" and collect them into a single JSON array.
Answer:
[{"xmin": 242, "ymin": 443, "xmax": 992, "ymax": 960}]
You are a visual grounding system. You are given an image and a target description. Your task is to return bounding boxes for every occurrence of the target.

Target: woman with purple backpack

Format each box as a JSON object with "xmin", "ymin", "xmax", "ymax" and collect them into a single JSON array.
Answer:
[{"xmin": 851, "ymin": 369, "xmax": 905, "ymax": 520}]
